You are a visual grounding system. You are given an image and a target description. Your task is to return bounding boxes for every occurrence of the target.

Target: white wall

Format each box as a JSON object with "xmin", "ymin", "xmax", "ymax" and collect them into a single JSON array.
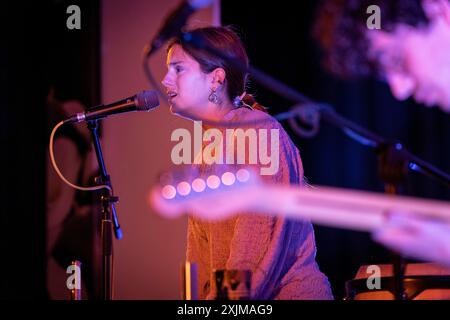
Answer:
[{"xmin": 101, "ymin": 0, "xmax": 219, "ymax": 299}]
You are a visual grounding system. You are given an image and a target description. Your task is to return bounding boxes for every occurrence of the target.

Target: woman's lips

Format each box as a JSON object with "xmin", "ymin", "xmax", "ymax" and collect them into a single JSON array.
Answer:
[{"xmin": 167, "ymin": 92, "xmax": 177, "ymax": 103}]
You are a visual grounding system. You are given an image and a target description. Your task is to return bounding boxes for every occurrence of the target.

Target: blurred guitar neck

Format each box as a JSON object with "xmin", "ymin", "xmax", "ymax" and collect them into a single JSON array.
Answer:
[{"xmin": 258, "ymin": 185, "xmax": 450, "ymax": 232}]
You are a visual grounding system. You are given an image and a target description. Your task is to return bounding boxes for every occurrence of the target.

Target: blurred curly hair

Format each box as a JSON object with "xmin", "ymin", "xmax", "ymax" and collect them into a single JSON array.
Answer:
[{"xmin": 313, "ymin": 0, "xmax": 430, "ymax": 79}]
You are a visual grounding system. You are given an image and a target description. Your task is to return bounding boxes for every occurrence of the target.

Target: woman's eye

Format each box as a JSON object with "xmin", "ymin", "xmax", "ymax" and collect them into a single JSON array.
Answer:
[{"xmin": 175, "ymin": 67, "xmax": 183, "ymax": 73}]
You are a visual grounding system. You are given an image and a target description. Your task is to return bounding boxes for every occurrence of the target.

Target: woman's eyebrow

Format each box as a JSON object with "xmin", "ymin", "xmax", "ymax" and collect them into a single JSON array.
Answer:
[{"xmin": 168, "ymin": 61, "xmax": 184, "ymax": 66}]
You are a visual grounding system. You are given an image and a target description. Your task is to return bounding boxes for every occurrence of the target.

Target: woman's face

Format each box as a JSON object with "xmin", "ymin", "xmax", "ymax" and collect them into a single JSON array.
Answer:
[{"xmin": 162, "ymin": 44, "xmax": 214, "ymax": 119}]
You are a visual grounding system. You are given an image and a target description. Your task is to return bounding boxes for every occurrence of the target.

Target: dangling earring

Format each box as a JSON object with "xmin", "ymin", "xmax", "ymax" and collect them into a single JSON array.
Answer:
[{"xmin": 208, "ymin": 87, "xmax": 221, "ymax": 105}]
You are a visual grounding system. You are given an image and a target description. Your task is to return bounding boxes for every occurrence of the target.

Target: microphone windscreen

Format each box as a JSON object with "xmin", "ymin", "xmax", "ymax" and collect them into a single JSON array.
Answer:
[{"xmin": 136, "ymin": 90, "xmax": 160, "ymax": 111}]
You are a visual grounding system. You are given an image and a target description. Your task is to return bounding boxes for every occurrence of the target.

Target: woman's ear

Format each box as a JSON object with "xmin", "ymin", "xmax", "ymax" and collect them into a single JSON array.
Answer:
[{"xmin": 211, "ymin": 68, "xmax": 226, "ymax": 86}]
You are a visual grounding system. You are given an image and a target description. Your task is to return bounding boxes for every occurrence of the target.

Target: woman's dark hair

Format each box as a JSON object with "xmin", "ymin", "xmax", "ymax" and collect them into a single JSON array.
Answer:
[
  {"xmin": 313, "ymin": 0, "xmax": 430, "ymax": 78},
  {"xmin": 168, "ymin": 26, "xmax": 251, "ymax": 103}
]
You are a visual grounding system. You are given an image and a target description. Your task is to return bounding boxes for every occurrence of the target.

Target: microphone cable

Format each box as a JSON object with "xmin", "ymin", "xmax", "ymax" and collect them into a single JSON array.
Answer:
[{"xmin": 49, "ymin": 120, "xmax": 112, "ymax": 192}]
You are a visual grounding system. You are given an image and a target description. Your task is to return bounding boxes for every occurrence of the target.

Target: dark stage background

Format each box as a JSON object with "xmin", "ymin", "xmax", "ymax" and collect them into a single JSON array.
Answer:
[
  {"xmin": 1, "ymin": 0, "xmax": 100, "ymax": 299},
  {"xmin": 222, "ymin": 1, "xmax": 450, "ymax": 299},
  {"xmin": 1, "ymin": 0, "xmax": 449, "ymax": 299}
]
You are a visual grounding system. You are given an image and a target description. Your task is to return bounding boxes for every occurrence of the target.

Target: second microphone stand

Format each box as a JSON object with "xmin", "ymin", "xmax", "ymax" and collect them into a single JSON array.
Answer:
[{"xmin": 377, "ymin": 142, "xmax": 410, "ymax": 300}]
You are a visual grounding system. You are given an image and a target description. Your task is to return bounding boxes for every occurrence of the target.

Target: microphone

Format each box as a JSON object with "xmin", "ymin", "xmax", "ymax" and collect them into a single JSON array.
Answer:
[
  {"xmin": 146, "ymin": 0, "xmax": 214, "ymax": 56},
  {"xmin": 64, "ymin": 90, "xmax": 159, "ymax": 124}
]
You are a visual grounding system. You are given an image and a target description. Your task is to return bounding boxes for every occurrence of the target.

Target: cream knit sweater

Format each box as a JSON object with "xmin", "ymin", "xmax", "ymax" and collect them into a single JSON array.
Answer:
[{"xmin": 186, "ymin": 107, "xmax": 333, "ymax": 300}]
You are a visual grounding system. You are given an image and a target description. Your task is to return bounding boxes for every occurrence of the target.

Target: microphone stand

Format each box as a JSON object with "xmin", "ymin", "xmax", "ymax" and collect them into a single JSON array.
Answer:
[
  {"xmin": 175, "ymin": 31, "xmax": 450, "ymax": 300},
  {"xmin": 87, "ymin": 120, "xmax": 123, "ymax": 300},
  {"xmin": 377, "ymin": 142, "xmax": 408, "ymax": 300}
]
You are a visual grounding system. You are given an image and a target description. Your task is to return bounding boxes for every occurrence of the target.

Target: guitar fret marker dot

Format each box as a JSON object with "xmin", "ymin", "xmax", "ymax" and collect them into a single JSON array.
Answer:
[
  {"xmin": 177, "ymin": 181, "xmax": 191, "ymax": 196},
  {"xmin": 221, "ymin": 172, "xmax": 236, "ymax": 186},
  {"xmin": 192, "ymin": 178, "xmax": 206, "ymax": 192},
  {"xmin": 206, "ymin": 175, "xmax": 221, "ymax": 189},
  {"xmin": 236, "ymin": 169, "xmax": 250, "ymax": 183},
  {"xmin": 161, "ymin": 185, "xmax": 176, "ymax": 200}
]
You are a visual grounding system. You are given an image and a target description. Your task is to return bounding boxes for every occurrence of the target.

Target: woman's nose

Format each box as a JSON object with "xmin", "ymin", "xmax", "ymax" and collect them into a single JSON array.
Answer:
[{"xmin": 161, "ymin": 73, "xmax": 172, "ymax": 88}]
